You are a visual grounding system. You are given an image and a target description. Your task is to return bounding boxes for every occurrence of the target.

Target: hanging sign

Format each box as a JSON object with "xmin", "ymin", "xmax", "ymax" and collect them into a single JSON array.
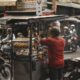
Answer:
[{"xmin": 36, "ymin": 0, "xmax": 42, "ymax": 16}]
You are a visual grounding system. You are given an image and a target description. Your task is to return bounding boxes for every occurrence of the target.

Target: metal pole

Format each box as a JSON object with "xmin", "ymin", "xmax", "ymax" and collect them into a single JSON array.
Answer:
[
  {"xmin": 29, "ymin": 19, "xmax": 33, "ymax": 80},
  {"xmin": 11, "ymin": 41, "xmax": 14, "ymax": 80}
]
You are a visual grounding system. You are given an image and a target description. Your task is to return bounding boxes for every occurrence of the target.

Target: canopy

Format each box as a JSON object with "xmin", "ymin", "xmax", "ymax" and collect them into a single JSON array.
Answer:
[
  {"xmin": 58, "ymin": 2, "xmax": 80, "ymax": 9},
  {"xmin": 0, "ymin": 0, "xmax": 17, "ymax": 6},
  {"xmin": 65, "ymin": 17, "xmax": 79, "ymax": 21},
  {"xmin": 0, "ymin": 15, "xmax": 67, "ymax": 24},
  {"xmin": 0, "ymin": 15, "xmax": 67, "ymax": 20}
]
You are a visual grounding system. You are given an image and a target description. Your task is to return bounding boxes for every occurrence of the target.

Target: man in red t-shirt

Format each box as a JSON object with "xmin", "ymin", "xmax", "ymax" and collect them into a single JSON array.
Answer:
[{"xmin": 40, "ymin": 28, "xmax": 65, "ymax": 80}]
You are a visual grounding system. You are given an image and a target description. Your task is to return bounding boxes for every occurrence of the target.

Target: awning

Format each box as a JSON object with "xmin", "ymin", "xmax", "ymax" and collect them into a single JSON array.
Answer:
[
  {"xmin": 57, "ymin": 2, "xmax": 80, "ymax": 9},
  {"xmin": 0, "ymin": 15, "xmax": 67, "ymax": 24},
  {"xmin": 0, "ymin": 0, "xmax": 17, "ymax": 6}
]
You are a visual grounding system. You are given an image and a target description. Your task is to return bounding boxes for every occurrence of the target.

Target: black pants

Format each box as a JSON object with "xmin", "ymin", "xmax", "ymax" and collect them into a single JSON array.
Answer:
[
  {"xmin": 39, "ymin": 63, "xmax": 49, "ymax": 80},
  {"xmin": 49, "ymin": 67, "xmax": 63, "ymax": 80}
]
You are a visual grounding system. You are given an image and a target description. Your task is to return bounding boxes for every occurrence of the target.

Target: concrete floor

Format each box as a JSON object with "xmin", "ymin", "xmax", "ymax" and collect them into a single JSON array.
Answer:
[
  {"xmin": 14, "ymin": 61, "xmax": 41, "ymax": 80},
  {"xmin": 11, "ymin": 47, "xmax": 80, "ymax": 80}
]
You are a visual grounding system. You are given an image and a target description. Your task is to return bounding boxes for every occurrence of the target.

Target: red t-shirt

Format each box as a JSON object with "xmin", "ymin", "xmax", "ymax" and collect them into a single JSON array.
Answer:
[{"xmin": 40, "ymin": 37, "xmax": 65, "ymax": 68}]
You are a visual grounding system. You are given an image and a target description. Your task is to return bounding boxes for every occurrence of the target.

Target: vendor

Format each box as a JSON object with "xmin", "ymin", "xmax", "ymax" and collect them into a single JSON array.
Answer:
[
  {"xmin": 2, "ymin": 28, "xmax": 15, "ymax": 42},
  {"xmin": 1, "ymin": 28, "xmax": 15, "ymax": 53}
]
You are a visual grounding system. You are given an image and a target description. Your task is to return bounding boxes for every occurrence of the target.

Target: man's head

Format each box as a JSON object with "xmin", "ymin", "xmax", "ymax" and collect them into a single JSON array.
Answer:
[
  {"xmin": 50, "ymin": 20, "xmax": 61, "ymax": 32},
  {"xmin": 7, "ymin": 28, "xmax": 12, "ymax": 34},
  {"xmin": 50, "ymin": 28, "xmax": 60, "ymax": 37},
  {"xmin": 64, "ymin": 26, "xmax": 69, "ymax": 31},
  {"xmin": 53, "ymin": 20, "xmax": 61, "ymax": 27},
  {"xmin": 70, "ymin": 24, "xmax": 75, "ymax": 29}
]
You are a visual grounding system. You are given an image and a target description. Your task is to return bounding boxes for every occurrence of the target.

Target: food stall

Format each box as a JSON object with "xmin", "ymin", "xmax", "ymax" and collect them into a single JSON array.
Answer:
[{"xmin": 0, "ymin": 15, "xmax": 67, "ymax": 80}]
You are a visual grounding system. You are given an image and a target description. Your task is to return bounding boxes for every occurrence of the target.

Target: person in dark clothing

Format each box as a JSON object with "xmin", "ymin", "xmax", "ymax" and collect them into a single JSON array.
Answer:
[{"xmin": 39, "ymin": 28, "xmax": 65, "ymax": 80}]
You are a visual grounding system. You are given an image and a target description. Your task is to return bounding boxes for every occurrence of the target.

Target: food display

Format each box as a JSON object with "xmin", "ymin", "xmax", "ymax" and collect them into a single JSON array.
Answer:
[
  {"xmin": 12, "ymin": 38, "xmax": 29, "ymax": 56},
  {"xmin": 12, "ymin": 37, "xmax": 46, "ymax": 61},
  {"xmin": 13, "ymin": 38, "xmax": 29, "ymax": 48},
  {"xmin": 12, "ymin": 38, "xmax": 37, "ymax": 56},
  {"xmin": 16, "ymin": 49, "xmax": 29, "ymax": 56},
  {"xmin": 13, "ymin": 42, "xmax": 28, "ymax": 48}
]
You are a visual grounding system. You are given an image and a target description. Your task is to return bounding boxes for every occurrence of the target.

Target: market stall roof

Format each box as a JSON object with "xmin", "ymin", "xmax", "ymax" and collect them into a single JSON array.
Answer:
[
  {"xmin": 64, "ymin": 17, "xmax": 80, "ymax": 22},
  {"xmin": 58, "ymin": 2, "xmax": 80, "ymax": 9},
  {"xmin": 0, "ymin": 15, "xmax": 68, "ymax": 25},
  {"xmin": 0, "ymin": 15, "xmax": 65, "ymax": 20},
  {"xmin": 0, "ymin": 0, "xmax": 17, "ymax": 6}
]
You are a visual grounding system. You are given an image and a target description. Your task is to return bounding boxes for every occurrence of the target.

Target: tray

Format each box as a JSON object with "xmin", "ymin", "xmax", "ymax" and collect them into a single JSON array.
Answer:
[{"xmin": 12, "ymin": 38, "xmax": 29, "ymax": 48}]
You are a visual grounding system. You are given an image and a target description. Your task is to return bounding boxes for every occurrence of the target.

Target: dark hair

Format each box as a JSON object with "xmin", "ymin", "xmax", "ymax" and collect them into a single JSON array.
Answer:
[{"xmin": 50, "ymin": 28, "xmax": 60, "ymax": 37}]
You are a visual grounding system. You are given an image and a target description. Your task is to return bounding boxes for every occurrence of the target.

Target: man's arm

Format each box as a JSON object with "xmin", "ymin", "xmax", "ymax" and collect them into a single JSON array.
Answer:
[
  {"xmin": 13, "ymin": 34, "xmax": 16, "ymax": 40},
  {"xmin": 40, "ymin": 37, "xmax": 52, "ymax": 46},
  {"xmin": 2, "ymin": 35, "xmax": 9, "ymax": 42}
]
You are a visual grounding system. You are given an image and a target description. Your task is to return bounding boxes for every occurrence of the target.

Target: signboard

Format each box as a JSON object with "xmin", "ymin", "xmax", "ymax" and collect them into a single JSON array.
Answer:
[
  {"xmin": 23, "ymin": 2, "xmax": 36, "ymax": 9},
  {"xmin": 22, "ymin": 0, "xmax": 36, "ymax": 9},
  {"xmin": 0, "ymin": 0, "xmax": 17, "ymax": 6},
  {"xmin": 36, "ymin": 0, "xmax": 42, "ymax": 16}
]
